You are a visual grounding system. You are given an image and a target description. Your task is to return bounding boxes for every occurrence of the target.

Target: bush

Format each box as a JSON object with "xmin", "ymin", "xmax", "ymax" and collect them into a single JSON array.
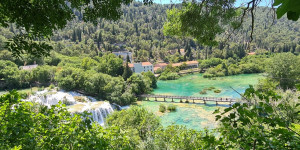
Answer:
[
  {"xmin": 199, "ymin": 89, "xmax": 207, "ymax": 94},
  {"xmin": 38, "ymin": 86, "xmax": 44, "ymax": 91},
  {"xmin": 159, "ymin": 72, "xmax": 180, "ymax": 80},
  {"xmin": 61, "ymin": 96, "xmax": 74, "ymax": 105},
  {"xmin": 49, "ymin": 84, "xmax": 55, "ymax": 89},
  {"xmin": 74, "ymin": 96, "xmax": 87, "ymax": 102},
  {"xmin": 203, "ymin": 73, "xmax": 214, "ymax": 78},
  {"xmin": 19, "ymin": 92, "xmax": 29, "ymax": 99},
  {"xmin": 214, "ymin": 89, "xmax": 221, "ymax": 93},
  {"xmin": 167, "ymin": 104, "xmax": 177, "ymax": 112},
  {"xmin": 159, "ymin": 104, "xmax": 166, "ymax": 113},
  {"xmin": 204, "ymin": 87, "xmax": 215, "ymax": 91},
  {"xmin": 1, "ymin": 91, "xmax": 132, "ymax": 149},
  {"xmin": 106, "ymin": 106, "xmax": 161, "ymax": 140}
]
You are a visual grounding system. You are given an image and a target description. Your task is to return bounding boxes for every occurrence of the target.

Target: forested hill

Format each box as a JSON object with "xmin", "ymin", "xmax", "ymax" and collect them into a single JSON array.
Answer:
[{"xmin": 1, "ymin": 2, "xmax": 300, "ymax": 63}]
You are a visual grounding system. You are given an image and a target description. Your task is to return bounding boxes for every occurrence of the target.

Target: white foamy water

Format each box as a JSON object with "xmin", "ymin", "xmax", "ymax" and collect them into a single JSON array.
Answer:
[
  {"xmin": 69, "ymin": 101, "xmax": 114, "ymax": 125},
  {"xmin": 25, "ymin": 89, "xmax": 114, "ymax": 125}
]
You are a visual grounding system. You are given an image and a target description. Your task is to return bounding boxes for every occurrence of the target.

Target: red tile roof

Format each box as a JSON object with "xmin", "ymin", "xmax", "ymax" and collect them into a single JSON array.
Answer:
[
  {"xmin": 142, "ymin": 62, "xmax": 152, "ymax": 66},
  {"xmin": 248, "ymin": 52, "xmax": 256, "ymax": 55},
  {"xmin": 128, "ymin": 63, "xmax": 134, "ymax": 68},
  {"xmin": 154, "ymin": 67, "xmax": 160, "ymax": 71},
  {"xmin": 186, "ymin": 61, "xmax": 198, "ymax": 65},
  {"xmin": 172, "ymin": 63, "xmax": 182, "ymax": 67},
  {"xmin": 154, "ymin": 63, "xmax": 168, "ymax": 67}
]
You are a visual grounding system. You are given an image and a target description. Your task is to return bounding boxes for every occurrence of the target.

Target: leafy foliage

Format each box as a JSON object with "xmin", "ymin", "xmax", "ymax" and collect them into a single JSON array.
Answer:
[
  {"xmin": 274, "ymin": 0, "xmax": 300, "ymax": 21},
  {"xmin": 266, "ymin": 52, "xmax": 300, "ymax": 90},
  {"xmin": 0, "ymin": 90, "xmax": 134, "ymax": 149},
  {"xmin": 164, "ymin": 1, "xmax": 237, "ymax": 46},
  {"xmin": 106, "ymin": 106, "xmax": 161, "ymax": 139},
  {"xmin": 214, "ymin": 86, "xmax": 300, "ymax": 149},
  {"xmin": 0, "ymin": 0, "xmax": 153, "ymax": 56}
]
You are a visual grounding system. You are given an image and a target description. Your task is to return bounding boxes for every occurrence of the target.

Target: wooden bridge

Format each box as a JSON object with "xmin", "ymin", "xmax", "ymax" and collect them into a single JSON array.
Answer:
[{"xmin": 138, "ymin": 94, "xmax": 237, "ymax": 105}]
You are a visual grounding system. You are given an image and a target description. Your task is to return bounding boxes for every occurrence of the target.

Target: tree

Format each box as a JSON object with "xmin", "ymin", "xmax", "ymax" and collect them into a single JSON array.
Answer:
[
  {"xmin": 164, "ymin": 0, "xmax": 300, "ymax": 46},
  {"xmin": 0, "ymin": 0, "xmax": 153, "ymax": 57},
  {"xmin": 72, "ymin": 30, "xmax": 77, "ymax": 42},
  {"xmin": 122, "ymin": 62, "xmax": 133, "ymax": 81},
  {"xmin": 267, "ymin": 53, "xmax": 300, "ymax": 90},
  {"xmin": 126, "ymin": 55, "xmax": 131, "ymax": 63},
  {"xmin": 163, "ymin": 1, "xmax": 237, "ymax": 46},
  {"xmin": 106, "ymin": 106, "xmax": 161, "ymax": 139},
  {"xmin": 0, "ymin": 90, "xmax": 134, "ymax": 149},
  {"xmin": 215, "ymin": 86, "xmax": 300, "ymax": 149},
  {"xmin": 142, "ymin": 71, "xmax": 157, "ymax": 88},
  {"xmin": 96, "ymin": 53, "xmax": 124, "ymax": 77},
  {"xmin": 274, "ymin": 0, "xmax": 300, "ymax": 21}
]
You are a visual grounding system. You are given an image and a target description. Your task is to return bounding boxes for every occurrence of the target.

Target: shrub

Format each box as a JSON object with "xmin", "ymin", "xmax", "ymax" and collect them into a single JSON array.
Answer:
[
  {"xmin": 38, "ymin": 86, "xmax": 44, "ymax": 91},
  {"xmin": 167, "ymin": 104, "xmax": 177, "ymax": 112},
  {"xmin": 61, "ymin": 96, "xmax": 74, "ymax": 105},
  {"xmin": 203, "ymin": 73, "xmax": 214, "ymax": 78},
  {"xmin": 204, "ymin": 87, "xmax": 215, "ymax": 91},
  {"xmin": 159, "ymin": 104, "xmax": 166, "ymax": 113},
  {"xmin": 199, "ymin": 89, "xmax": 207, "ymax": 94},
  {"xmin": 106, "ymin": 106, "xmax": 161, "ymax": 140},
  {"xmin": 19, "ymin": 92, "xmax": 29, "ymax": 99},
  {"xmin": 214, "ymin": 89, "xmax": 221, "ymax": 93},
  {"xmin": 74, "ymin": 96, "xmax": 87, "ymax": 102},
  {"xmin": 159, "ymin": 71, "xmax": 180, "ymax": 80},
  {"xmin": 209, "ymin": 86, "xmax": 216, "ymax": 90},
  {"xmin": 49, "ymin": 84, "xmax": 55, "ymax": 89}
]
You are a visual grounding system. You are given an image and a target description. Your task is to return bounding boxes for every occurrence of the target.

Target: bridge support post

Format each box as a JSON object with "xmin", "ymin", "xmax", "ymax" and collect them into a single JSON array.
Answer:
[
  {"xmin": 172, "ymin": 98, "xmax": 174, "ymax": 102},
  {"xmin": 203, "ymin": 100, "xmax": 206, "ymax": 104},
  {"xmin": 180, "ymin": 99, "xmax": 182, "ymax": 103},
  {"xmin": 193, "ymin": 99, "xmax": 195, "ymax": 103},
  {"xmin": 164, "ymin": 97, "xmax": 166, "ymax": 102},
  {"xmin": 155, "ymin": 97, "xmax": 157, "ymax": 101},
  {"xmin": 147, "ymin": 97, "xmax": 149, "ymax": 101},
  {"xmin": 185, "ymin": 99, "xmax": 189, "ymax": 103},
  {"xmin": 216, "ymin": 101, "xmax": 218, "ymax": 105}
]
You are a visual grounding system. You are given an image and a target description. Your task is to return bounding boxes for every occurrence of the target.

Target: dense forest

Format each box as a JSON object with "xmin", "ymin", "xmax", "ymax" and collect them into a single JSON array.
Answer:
[
  {"xmin": 1, "ymin": 1, "xmax": 300, "ymax": 149},
  {"xmin": 1, "ymin": 2, "xmax": 300, "ymax": 65}
]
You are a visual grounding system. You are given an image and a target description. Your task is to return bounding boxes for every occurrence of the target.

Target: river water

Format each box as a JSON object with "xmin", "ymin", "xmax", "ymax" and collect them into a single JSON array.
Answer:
[{"xmin": 140, "ymin": 73, "xmax": 263, "ymax": 130}]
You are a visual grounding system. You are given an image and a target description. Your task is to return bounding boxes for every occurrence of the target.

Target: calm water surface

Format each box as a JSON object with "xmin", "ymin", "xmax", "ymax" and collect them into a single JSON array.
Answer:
[{"xmin": 140, "ymin": 73, "xmax": 263, "ymax": 130}]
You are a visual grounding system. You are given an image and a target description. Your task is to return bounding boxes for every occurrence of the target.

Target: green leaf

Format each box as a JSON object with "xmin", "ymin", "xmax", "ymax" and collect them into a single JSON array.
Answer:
[
  {"xmin": 273, "ymin": 0, "xmax": 283, "ymax": 6},
  {"xmin": 287, "ymin": 11, "xmax": 300, "ymax": 21},
  {"xmin": 276, "ymin": 0, "xmax": 290, "ymax": 19}
]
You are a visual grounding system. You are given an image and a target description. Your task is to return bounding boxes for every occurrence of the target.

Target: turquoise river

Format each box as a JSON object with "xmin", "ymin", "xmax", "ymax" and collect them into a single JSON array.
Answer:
[{"xmin": 139, "ymin": 73, "xmax": 263, "ymax": 130}]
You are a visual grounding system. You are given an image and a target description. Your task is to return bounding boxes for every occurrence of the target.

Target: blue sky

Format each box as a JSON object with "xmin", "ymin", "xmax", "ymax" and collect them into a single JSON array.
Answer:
[{"xmin": 148, "ymin": 0, "xmax": 271, "ymax": 7}]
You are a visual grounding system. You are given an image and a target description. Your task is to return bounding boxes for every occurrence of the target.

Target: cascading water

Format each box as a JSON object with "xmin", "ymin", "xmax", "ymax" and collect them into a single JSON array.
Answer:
[
  {"xmin": 25, "ymin": 89, "xmax": 114, "ymax": 125},
  {"xmin": 69, "ymin": 102, "xmax": 114, "ymax": 125},
  {"xmin": 26, "ymin": 90, "xmax": 79, "ymax": 107}
]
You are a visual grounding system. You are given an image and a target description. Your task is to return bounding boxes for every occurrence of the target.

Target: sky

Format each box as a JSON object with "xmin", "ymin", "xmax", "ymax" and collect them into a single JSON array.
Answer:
[{"xmin": 149, "ymin": 0, "xmax": 271, "ymax": 7}]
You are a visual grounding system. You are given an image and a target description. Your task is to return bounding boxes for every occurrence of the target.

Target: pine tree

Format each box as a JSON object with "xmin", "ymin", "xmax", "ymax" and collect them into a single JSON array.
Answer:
[
  {"xmin": 77, "ymin": 28, "xmax": 82, "ymax": 42},
  {"xmin": 122, "ymin": 61, "xmax": 133, "ymax": 81},
  {"xmin": 97, "ymin": 32, "xmax": 102, "ymax": 49},
  {"xmin": 72, "ymin": 30, "xmax": 77, "ymax": 42},
  {"xmin": 9, "ymin": 24, "xmax": 14, "ymax": 33},
  {"xmin": 126, "ymin": 55, "xmax": 131, "ymax": 63},
  {"xmin": 188, "ymin": 52, "xmax": 193, "ymax": 61}
]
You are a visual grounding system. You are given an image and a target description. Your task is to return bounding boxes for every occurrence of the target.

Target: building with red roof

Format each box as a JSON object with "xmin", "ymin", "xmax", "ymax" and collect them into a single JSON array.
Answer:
[{"xmin": 127, "ymin": 62, "xmax": 154, "ymax": 73}]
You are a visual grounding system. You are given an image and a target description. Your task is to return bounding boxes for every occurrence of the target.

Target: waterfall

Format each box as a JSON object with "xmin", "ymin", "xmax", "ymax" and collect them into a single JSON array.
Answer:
[
  {"xmin": 83, "ymin": 102, "xmax": 114, "ymax": 125},
  {"xmin": 26, "ymin": 90, "xmax": 77, "ymax": 107},
  {"xmin": 25, "ymin": 89, "xmax": 114, "ymax": 125}
]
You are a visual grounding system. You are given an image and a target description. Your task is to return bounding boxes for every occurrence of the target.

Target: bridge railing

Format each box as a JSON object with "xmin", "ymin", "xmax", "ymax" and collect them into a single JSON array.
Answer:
[{"xmin": 139, "ymin": 94, "xmax": 236, "ymax": 102}]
